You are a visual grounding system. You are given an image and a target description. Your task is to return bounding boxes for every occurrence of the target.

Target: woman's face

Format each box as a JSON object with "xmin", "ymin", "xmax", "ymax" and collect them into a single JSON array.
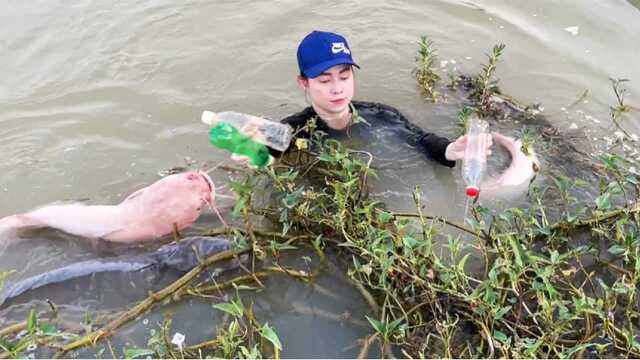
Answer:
[{"xmin": 298, "ymin": 64, "xmax": 355, "ymax": 117}]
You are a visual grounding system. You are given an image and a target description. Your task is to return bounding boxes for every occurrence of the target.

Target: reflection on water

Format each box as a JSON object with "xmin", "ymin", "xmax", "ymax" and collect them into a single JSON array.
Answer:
[{"xmin": 1, "ymin": 0, "xmax": 639, "ymax": 356}]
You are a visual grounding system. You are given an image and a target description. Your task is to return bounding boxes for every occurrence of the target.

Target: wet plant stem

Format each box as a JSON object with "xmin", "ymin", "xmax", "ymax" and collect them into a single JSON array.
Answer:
[{"xmin": 389, "ymin": 211, "xmax": 486, "ymax": 240}]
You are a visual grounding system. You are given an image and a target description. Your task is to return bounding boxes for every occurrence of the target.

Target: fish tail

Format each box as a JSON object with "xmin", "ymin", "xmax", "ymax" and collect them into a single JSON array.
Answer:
[{"xmin": 0, "ymin": 214, "xmax": 43, "ymax": 231}]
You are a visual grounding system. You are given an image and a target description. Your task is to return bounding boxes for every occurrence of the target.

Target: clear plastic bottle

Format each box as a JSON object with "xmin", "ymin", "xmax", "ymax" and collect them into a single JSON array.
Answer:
[
  {"xmin": 201, "ymin": 111, "xmax": 293, "ymax": 152},
  {"xmin": 462, "ymin": 116, "xmax": 490, "ymax": 197}
]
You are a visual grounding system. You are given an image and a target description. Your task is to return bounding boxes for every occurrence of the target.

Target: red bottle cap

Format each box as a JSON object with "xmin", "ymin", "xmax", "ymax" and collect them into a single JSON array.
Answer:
[{"xmin": 465, "ymin": 186, "xmax": 480, "ymax": 197}]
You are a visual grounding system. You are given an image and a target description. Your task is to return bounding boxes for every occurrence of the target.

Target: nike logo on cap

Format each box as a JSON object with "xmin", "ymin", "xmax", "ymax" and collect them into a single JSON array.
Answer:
[{"xmin": 331, "ymin": 42, "xmax": 351, "ymax": 54}]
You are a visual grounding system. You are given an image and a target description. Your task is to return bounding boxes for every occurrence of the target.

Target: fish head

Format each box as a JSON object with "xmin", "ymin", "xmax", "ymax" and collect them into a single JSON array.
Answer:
[
  {"xmin": 156, "ymin": 236, "xmax": 231, "ymax": 272},
  {"xmin": 162, "ymin": 171, "xmax": 214, "ymax": 206}
]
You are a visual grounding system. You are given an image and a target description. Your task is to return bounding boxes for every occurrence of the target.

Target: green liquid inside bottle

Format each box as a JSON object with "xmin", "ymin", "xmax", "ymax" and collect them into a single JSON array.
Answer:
[{"xmin": 208, "ymin": 122, "xmax": 271, "ymax": 167}]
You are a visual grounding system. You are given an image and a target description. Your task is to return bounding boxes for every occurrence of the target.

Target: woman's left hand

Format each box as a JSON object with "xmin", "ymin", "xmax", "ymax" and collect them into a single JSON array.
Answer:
[{"xmin": 445, "ymin": 134, "xmax": 493, "ymax": 161}]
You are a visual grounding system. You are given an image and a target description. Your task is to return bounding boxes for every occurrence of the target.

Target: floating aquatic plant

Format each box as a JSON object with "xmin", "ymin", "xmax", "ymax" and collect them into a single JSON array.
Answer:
[{"xmin": 413, "ymin": 35, "xmax": 441, "ymax": 102}]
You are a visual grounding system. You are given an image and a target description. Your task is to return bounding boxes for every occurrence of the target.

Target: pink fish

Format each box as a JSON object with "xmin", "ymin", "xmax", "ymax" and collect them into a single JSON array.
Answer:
[
  {"xmin": 0, "ymin": 171, "xmax": 226, "ymax": 242},
  {"xmin": 481, "ymin": 132, "xmax": 540, "ymax": 198}
]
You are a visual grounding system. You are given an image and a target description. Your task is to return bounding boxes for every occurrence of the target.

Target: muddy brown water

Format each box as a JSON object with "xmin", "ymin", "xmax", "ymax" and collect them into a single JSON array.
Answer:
[{"xmin": 1, "ymin": 0, "xmax": 639, "ymax": 357}]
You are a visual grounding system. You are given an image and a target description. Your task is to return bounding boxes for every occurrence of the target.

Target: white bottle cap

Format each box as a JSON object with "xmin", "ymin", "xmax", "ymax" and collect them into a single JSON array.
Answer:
[{"xmin": 201, "ymin": 111, "xmax": 217, "ymax": 126}]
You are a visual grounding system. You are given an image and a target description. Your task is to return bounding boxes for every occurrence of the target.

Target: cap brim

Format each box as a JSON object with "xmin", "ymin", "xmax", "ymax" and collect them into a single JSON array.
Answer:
[{"xmin": 303, "ymin": 58, "xmax": 360, "ymax": 78}]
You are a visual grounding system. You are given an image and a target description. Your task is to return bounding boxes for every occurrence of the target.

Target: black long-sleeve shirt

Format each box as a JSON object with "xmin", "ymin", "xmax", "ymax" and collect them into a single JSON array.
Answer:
[{"xmin": 271, "ymin": 100, "xmax": 455, "ymax": 168}]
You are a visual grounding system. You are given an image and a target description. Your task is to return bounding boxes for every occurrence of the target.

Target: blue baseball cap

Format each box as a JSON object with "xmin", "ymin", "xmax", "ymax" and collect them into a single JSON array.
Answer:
[{"xmin": 297, "ymin": 31, "xmax": 360, "ymax": 78}]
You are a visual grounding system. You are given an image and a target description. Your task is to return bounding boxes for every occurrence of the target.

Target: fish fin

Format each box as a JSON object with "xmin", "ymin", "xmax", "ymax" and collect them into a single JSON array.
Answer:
[
  {"xmin": 97, "ymin": 227, "xmax": 128, "ymax": 241},
  {"xmin": 122, "ymin": 187, "xmax": 147, "ymax": 203}
]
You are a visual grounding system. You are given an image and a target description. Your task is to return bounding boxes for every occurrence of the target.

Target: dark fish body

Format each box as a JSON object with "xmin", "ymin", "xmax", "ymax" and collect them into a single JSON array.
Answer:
[{"xmin": 0, "ymin": 236, "xmax": 230, "ymax": 306}]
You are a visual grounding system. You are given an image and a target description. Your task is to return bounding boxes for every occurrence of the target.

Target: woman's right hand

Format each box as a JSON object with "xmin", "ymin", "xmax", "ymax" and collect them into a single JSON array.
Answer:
[
  {"xmin": 231, "ymin": 153, "xmax": 252, "ymax": 167},
  {"xmin": 230, "ymin": 153, "xmax": 274, "ymax": 169},
  {"xmin": 230, "ymin": 122, "xmax": 264, "ymax": 168}
]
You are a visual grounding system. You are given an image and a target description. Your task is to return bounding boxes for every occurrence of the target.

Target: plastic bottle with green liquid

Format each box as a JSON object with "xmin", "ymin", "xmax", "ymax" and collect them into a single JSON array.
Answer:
[{"xmin": 202, "ymin": 111, "xmax": 293, "ymax": 168}]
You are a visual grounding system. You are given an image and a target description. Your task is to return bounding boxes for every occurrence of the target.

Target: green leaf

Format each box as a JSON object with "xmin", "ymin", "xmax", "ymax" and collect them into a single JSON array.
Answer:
[
  {"xmin": 563, "ymin": 343, "xmax": 596, "ymax": 358},
  {"xmin": 493, "ymin": 306, "xmax": 512, "ymax": 321},
  {"xmin": 377, "ymin": 211, "xmax": 393, "ymax": 224},
  {"xmin": 260, "ymin": 323, "xmax": 282, "ymax": 351},
  {"xmin": 39, "ymin": 323, "xmax": 59, "ymax": 336},
  {"xmin": 318, "ymin": 153, "xmax": 334, "ymax": 163},
  {"xmin": 595, "ymin": 193, "xmax": 611, "ymax": 210},
  {"xmin": 232, "ymin": 197, "xmax": 247, "ymax": 218},
  {"xmin": 606, "ymin": 181, "xmax": 623, "ymax": 194},
  {"xmin": 387, "ymin": 317, "xmax": 404, "ymax": 333},
  {"xmin": 608, "ymin": 244, "xmax": 627, "ymax": 256},
  {"xmin": 402, "ymin": 236, "xmax": 419, "ymax": 249},
  {"xmin": 239, "ymin": 345, "xmax": 261, "ymax": 359},
  {"xmin": 365, "ymin": 315, "xmax": 385, "ymax": 334},
  {"xmin": 213, "ymin": 300, "xmax": 244, "ymax": 318},
  {"xmin": 124, "ymin": 348, "xmax": 156, "ymax": 359},
  {"xmin": 508, "ymin": 235, "xmax": 525, "ymax": 268},
  {"xmin": 0, "ymin": 338, "xmax": 14, "ymax": 353},
  {"xmin": 493, "ymin": 330, "xmax": 509, "ymax": 343},
  {"xmin": 27, "ymin": 309, "xmax": 37, "ymax": 336}
]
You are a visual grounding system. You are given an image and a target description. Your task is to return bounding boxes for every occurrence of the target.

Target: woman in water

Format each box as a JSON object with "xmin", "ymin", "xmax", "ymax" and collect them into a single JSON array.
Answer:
[{"xmin": 236, "ymin": 30, "xmax": 485, "ymax": 166}]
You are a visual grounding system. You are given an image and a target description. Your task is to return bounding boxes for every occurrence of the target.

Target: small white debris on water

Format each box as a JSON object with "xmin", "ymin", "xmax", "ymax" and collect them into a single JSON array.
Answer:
[
  {"xmin": 450, "ymin": 59, "xmax": 457, "ymax": 64},
  {"xmin": 171, "ymin": 332, "xmax": 186, "ymax": 351},
  {"xmin": 585, "ymin": 115, "xmax": 600, "ymax": 123},
  {"xmin": 569, "ymin": 123, "xmax": 578, "ymax": 130},
  {"xmin": 583, "ymin": 99, "xmax": 589, "ymax": 104},
  {"xmin": 499, "ymin": 25, "xmax": 505, "ymax": 29},
  {"xmin": 533, "ymin": 14, "xmax": 537, "ymax": 17},
  {"xmin": 143, "ymin": 318, "xmax": 149, "ymax": 325},
  {"xmin": 465, "ymin": 56, "xmax": 472, "ymax": 60},
  {"xmin": 564, "ymin": 26, "xmax": 580, "ymax": 35},
  {"xmin": 440, "ymin": 60, "xmax": 449, "ymax": 68},
  {"xmin": 630, "ymin": 166, "xmax": 638, "ymax": 175},
  {"xmin": 614, "ymin": 131, "xmax": 625, "ymax": 140},
  {"xmin": 585, "ymin": 49, "xmax": 591, "ymax": 54}
]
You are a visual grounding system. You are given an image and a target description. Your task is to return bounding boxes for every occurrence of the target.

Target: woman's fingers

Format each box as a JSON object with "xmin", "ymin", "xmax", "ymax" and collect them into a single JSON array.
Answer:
[{"xmin": 231, "ymin": 153, "xmax": 251, "ymax": 167}]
